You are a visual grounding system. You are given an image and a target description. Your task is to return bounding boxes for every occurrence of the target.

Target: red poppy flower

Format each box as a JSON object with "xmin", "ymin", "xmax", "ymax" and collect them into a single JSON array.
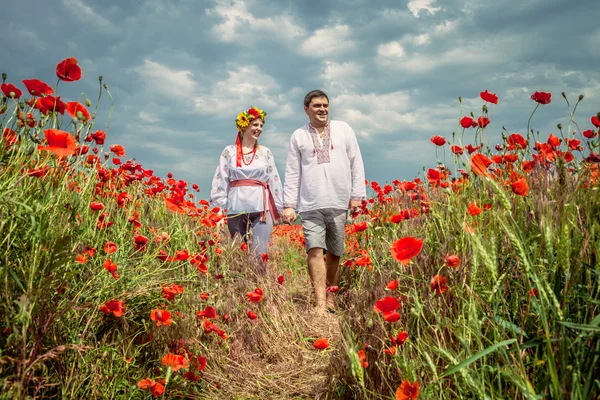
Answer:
[
  {"xmin": 196, "ymin": 306, "xmax": 217, "ymax": 319},
  {"xmin": 75, "ymin": 254, "xmax": 88, "ymax": 264},
  {"xmin": 34, "ymin": 95, "xmax": 66, "ymax": 115},
  {"xmin": 427, "ymin": 168, "xmax": 441, "ymax": 184},
  {"xmin": 326, "ymin": 286, "xmax": 339, "ymax": 293},
  {"xmin": 240, "ymin": 242, "xmax": 248, "ymax": 252},
  {"xmin": 313, "ymin": 338, "xmax": 329, "ymax": 350},
  {"xmin": 3, "ymin": 128, "xmax": 18, "ymax": 149},
  {"xmin": 444, "ymin": 254, "xmax": 461, "ymax": 268},
  {"xmin": 583, "ymin": 129, "xmax": 597, "ymax": 139},
  {"xmin": 430, "ymin": 275, "xmax": 448, "ymax": 295},
  {"xmin": 162, "ymin": 284, "xmax": 184, "ymax": 301},
  {"xmin": 99, "ymin": 300, "xmax": 125, "ymax": 317},
  {"xmin": 430, "ymin": 135, "xmax": 446, "ymax": 146},
  {"xmin": 38, "ymin": 129, "xmax": 77, "ymax": 158},
  {"xmin": 374, "ymin": 296, "xmax": 400, "ymax": 313},
  {"xmin": 450, "ymin": 145, "xmax": 463, "ymax": 155},
  {"xmin": 56, "ymin": 57, "xmax": 82, "ymax": 82},
  {"xmin": 465, "ymin": 144, "xmax": 481, "ymax": 154},
  {"xmin": 385, "ymin": 347, "xmax": 397, "ymax": 355},
  {"xmin": 109, "ymin": 144, "xmax": 125, "ymax": 157},
  {"xmin": 396, "ymin": 379, "xmax": 420, "ymax": 400},
  {"xmin": 90, "ymin": 130, "xmax": 106, "ymax": 145},
  {"xmin": 22, "ymin": 79, "xmax": 53, "ymax": 96},
  {"xmin": 138, "ymin": 378, "xmax": 165, "ymax": 396},
  {"xmin": 66, "ymin": 101, "xmax": 91, "ymax": 122},
  {"xmin": 277, "ymin": 275, "xmax": 285, "ymax": 285},
  {"xmin": 102, "ymin": 241, "xmax": 117, "ymax": 254},
  {"xmin": 390, "ymin": 237, "xmax": 423, "ymax": 266},
  {"xmin": 470, "ymin": 153, "xmax": 493, "ymax": 176},
  {"xmin": 351, "ymin": 221, "xmax": 368, "ymax": 233},
  {"xmin": 134, "ymin": 235, "xmax": 149, "ymax": 251},
  {"xmin": 1, "ymin": 83, "xmax": 22, "ymax": 99},
  {"xmin": 103, "ymin": 258, "xmax": 119, "ymax": 279},
  {"xmin": 505, "ymin": 134, "xmax": 525, "ymax": 151},
  {"xmin": 396, "ymin": 331, "xmax": 409, "ymax": 345},
  {"xmin": 480, "ymin": 90, "xmax": 498, "ymax": 104},
  {"xmin": 460, "ymin": 116, "xmax": 476, "ymax": 128},
  {"xmin": 161, "ymin": 353, "xmax": 189, "ymax": 371},
  {"xmin": 151, "ymin": 309, "xmax": 173, "ymax": 326},
  {"xmin": 592, "ymin": 116, "xmax": 600, "ymax": 128},
  {"xmin": 386, "ymin": 279, "xmax": 398, "ymax": 290},
  {"xmin": 90, "ymin": 202, "xmax": 105, "ymax": 211},
  {"xmin": 477, "ymin": 116, "xmax": 490, "ymax": 128},
  {"xmin": 358, "ymin": 349, "xmax": 368, "ymax": 368},
  {"xmin": 547, "ymin": 133, "xmax": 560, "ymax": 148},
  {"xmin": 247, "ymin": 310, "xmax": 257, "ymax": 320},
  {"xmin": 531, "ymin": 91, "xmax": 551, "ymax": 105},
  {"xmin": 247, "ymin": 288, "xmax": 263, "ymax": 303},
  {"xmin": 199, "ymin": 292, "xmax": 209, "ymax": 300},
  {"xmin": 528, "ymin": 288, "xmax": 539, "ymax": 298},
  {"xmin": 511, "ymin": 178, "xmax": 529, "ymax": 196},
  {"xmin": 383, "ymin": 311, "xmax": 401, "ymax": 323}
]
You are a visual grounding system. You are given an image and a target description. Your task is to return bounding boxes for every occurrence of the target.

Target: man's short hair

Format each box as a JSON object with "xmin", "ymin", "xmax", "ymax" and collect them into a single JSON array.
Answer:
[{"xmin": 303, "ymin": 90, "xmax": 329, "ymax": 107}]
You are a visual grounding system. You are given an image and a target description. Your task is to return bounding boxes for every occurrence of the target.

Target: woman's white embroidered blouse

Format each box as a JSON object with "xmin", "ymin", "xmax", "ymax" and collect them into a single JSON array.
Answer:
[{"xmin": 209, "ymin": 145, "xmax": 283, "ymax": 215}]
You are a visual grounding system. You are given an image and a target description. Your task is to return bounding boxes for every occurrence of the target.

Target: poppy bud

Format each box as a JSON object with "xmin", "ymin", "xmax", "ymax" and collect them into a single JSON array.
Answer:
[
  {"xmin": 458, "ymin": 96, "xmax": 462, "ymax": 103},
  {"xmin": 578, "ymin": 94, "xmax": 584, "ymax": 101},
  {"xmin": 561, "ymin": 92, "xmax": 567, "ymax": 100},
  {"xmin": 482, "ymin": 104, "xmax": 488, "ymax": 113},
  {"xmin": 85, "ymin": 98, "xmax": 92, "ymax": 107},
  {"xmin": 557, "ymin": 123, "xmax": 562, "ymax": 130},
  {"xmin": 91, "ymin": 113, "xmax": 96, "ymax": 120},
  {"xmin": 98, "ymin": 76, "xmax": 103, "ymax": 83},
  {"xmin": 19, "ymin": 102, "xmax": 25, "ymax": 110},
  {"xmin": 1, "ymin": 73, "xmax": 6, "ymax": 82},
  {"xmin": 27, "ymin": 146, "xmax": 35, "ymax": 156},
  {"xmin": 104, "ymin": 153, "xmax": 110, "ymax": 160}
]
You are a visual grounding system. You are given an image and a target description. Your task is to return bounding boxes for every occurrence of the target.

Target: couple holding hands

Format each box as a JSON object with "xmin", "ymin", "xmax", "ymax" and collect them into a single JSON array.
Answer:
[{"xmin": 209, "ymin": 89, "xmax": 366, "ymax": 313}]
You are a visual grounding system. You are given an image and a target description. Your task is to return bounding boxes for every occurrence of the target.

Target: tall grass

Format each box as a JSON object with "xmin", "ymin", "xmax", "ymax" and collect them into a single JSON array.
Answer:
[{"xmin": 1, "ymin": 61, "xmax": 599, "ymax": 399}]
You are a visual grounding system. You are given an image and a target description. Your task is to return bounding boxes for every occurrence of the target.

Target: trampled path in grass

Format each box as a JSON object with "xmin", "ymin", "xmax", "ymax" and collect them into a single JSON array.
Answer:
[{"xmin": 199, "ymin": 247, "xmax": 343, "ymax": 400}]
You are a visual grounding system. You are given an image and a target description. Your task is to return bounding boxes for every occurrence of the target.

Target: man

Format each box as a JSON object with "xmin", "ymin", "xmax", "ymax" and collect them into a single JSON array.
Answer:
[{"xmin": 282, "ymin": 90, "xmax": 366, "ymax": 314}]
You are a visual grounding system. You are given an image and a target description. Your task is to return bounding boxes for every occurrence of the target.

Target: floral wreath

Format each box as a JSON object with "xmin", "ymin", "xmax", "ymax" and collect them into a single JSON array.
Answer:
[{"xmin": 235, "ymin": 106, "xmax": 267, "ymax": 130}]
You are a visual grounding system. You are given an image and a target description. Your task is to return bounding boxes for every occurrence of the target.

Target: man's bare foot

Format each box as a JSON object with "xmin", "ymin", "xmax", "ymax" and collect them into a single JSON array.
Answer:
[{"xmin": 326, "ymin": 293, "xmax": 336, "ymax": 313}]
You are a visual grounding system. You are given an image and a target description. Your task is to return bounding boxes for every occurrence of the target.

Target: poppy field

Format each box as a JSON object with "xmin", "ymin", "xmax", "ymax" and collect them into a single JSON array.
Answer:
[{"xmin": 1, "ymin": 59, "xmax": 599, "ymax": 399}]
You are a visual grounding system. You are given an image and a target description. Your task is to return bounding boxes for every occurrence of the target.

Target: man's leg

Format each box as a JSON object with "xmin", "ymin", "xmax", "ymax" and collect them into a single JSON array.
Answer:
[
  {"xmin": 325, "ymin": 252, "xmax": 341, "ymax": 308},
  {"xmin": 307, "ymin": 247, "xmax": 327, "ymax": 311},
  {"xmin": 301, "ymin": 210, "xmax": 328, "ymax": 313},
  {"xmin": 324, "ymin": 209, "xmax": 348, "ymax": 311}
]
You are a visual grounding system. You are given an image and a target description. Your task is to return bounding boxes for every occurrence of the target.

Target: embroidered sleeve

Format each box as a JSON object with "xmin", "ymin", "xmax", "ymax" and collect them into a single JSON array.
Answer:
[
  {"xmin": 347, "ymin": 127, "xmax": 367, "ymax": 201},
  {"xmin": 283, "ymin": 134, "xmax": 301, "ymax": 209},
  {"xmin": 209, "ymin": 147, "xmax": 230, "ymax": 211},
  {"xmin": 266, "ymin": 149, "xmax": 284, "ymax": 213}
]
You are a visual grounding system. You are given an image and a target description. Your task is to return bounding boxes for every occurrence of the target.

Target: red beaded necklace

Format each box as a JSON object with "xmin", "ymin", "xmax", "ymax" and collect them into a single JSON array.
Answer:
[{"xmin": 241, "ymin": 145, "xmax": 257, "ymax": 166}]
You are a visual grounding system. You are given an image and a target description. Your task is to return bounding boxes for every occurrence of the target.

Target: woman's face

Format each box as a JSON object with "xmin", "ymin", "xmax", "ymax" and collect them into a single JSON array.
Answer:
[{"xmin": 241, "ymin": 118, "xmax": 264, "ymax": 142}]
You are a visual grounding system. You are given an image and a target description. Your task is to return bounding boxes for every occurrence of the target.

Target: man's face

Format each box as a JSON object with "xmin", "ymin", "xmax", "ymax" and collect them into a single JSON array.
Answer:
[{"xmin": 304, "ymin": 96, "xmax": 329, "ymax": 126}]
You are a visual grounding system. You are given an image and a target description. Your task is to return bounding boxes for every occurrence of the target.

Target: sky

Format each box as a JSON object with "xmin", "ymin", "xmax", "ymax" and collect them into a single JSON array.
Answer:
[{"xmin": 2, "ymin": 0, "xmax": 600, "ymax": 199}]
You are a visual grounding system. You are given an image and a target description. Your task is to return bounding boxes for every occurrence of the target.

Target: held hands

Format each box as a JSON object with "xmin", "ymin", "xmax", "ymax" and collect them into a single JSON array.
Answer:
[
  {"xmin": 349, "ymin": 199, "xmax": 361, "ymax": 214},
  {"xmin": 282, "ymin": 207, "xmax": 296, "ymax": 224}
]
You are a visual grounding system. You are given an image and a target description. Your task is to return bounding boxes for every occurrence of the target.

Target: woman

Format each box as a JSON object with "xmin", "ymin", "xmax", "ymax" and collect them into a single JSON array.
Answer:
[{"xmin": 209, "ymin": 106, "xmax": 283, "ymax": 262}]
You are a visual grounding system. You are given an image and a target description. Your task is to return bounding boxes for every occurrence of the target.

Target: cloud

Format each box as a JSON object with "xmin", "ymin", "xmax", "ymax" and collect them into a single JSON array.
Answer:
[
  {"xmin": 321, "ymin": 61, "xmax": 363, "ymax": 93},
  {"xmin": 138, "ymin": 111, "xmax": 160, "ymax": 123},
  {"xmin": 300, "ymin": 25, "xmax": 356, "ymax": 57},
  {"xmin": 407, "ymin": 0, "xmax": 441, "ymax": 18},
  {"xmin": 135, "ymin": 59, "xmax": 197, "ymax": 99},
  {"xmin": 62, "ymin": 0, "xmax": 120, "ymax": 32},
  {"xmin": 206, "ymin": 0, "xmax": 305, "ymax": 43},
  {"xmin": 193, "ymin": 64, "xmax": 299, "ymax": 119}
]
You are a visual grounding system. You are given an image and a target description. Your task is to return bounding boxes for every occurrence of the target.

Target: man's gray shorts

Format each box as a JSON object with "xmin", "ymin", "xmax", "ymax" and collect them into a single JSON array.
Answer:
[{"xmin": 300, "ymin": 208, "xmax": 347, "ymax": 257}]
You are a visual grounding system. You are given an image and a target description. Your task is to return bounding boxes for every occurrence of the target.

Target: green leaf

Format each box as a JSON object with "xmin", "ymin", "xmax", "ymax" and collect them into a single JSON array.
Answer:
[{"xmin": 440, "ymin": 339, "xmax": 516, "ymax": 378}]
